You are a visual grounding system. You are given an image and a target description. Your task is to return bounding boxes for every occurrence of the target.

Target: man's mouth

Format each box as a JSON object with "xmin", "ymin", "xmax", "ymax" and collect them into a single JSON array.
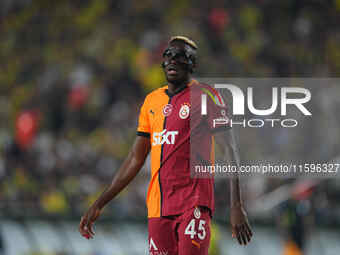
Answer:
[{"xmin": 167, "ymin": 65, "xmax": 178, "ymax": 75}]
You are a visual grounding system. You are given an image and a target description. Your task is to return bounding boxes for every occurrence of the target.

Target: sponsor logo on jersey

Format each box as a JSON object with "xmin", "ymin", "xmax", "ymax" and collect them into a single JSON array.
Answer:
[
  {"xmin": 149, "ymin": 238, "xmax": 169, "ymax": 255},
  {"xmin": 162, "ymin": 104, "xmax": 173, "ymax": 116},
  {"xmin": 152, "ymin": 129, "xmax": 178, "ymax": 146},
  {"xmin": 149, "ymin": 238, "xmax": 158, "ymax": 251}
]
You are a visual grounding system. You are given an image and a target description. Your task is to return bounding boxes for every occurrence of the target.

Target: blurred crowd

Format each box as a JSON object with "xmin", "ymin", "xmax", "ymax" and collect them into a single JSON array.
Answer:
[{"xmin": 0, "ymin": 0, "xmax": 340, "ymax": 223}]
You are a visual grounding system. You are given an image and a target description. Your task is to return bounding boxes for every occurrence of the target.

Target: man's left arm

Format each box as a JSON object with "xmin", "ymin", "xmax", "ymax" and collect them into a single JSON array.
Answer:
[{"xmin": 214, "ymin": 129, "xmax": 253, "ymax": 245}]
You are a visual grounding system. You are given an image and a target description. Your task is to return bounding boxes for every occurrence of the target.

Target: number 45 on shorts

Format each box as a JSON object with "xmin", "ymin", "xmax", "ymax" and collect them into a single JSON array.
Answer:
[{"xmin": 184, "ymin": 219, "xmax": 207, "ymax": 240}]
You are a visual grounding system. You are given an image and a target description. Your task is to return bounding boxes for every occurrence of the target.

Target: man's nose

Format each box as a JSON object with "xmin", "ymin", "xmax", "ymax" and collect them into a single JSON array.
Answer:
[{"xmin": 170, "ymin": 58, "xmax": 177, "ymax": 64}]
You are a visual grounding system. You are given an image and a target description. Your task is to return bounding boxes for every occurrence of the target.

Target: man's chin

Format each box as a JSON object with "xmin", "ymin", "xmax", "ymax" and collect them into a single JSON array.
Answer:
[{"xmin": 166, "ymin": 75, "xmax": 185, "ymax": 84}]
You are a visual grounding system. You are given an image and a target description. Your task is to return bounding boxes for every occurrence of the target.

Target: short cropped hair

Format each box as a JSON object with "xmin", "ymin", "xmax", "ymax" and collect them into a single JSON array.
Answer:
[{"xmin": 169, "ymin": 36, "xmax": 198, "ymax": 50}]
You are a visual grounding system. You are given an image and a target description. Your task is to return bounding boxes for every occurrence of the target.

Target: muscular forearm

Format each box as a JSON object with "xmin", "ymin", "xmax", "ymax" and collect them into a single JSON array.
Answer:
[
  {"xmin": 94, "ymin": 153, "xmax": 144, "ymax": 209},
  {"xmin": 230, "ymin": 175, "xmax": 242, "ymax": 207},
  {"xmin": 226, "ymin": 143, "xmax": 242, "ymax": 207},
  {"xmin": 92, "ymin": 136, "xmax": 150, "ymax": 210},
  {"xmin": 79, "ymin": 136, "xmax": 150, "ymax": 240},
  {"xmin": 208, "ymin": 127, "xmax": 252, "ymax": 244},
  {"xmin": 216, "ymin": 130, "xmax": 243, "ymax": 207},
  {"xmin": 228, "ymin": 130, "xmax": 242, "ymax": 207}
]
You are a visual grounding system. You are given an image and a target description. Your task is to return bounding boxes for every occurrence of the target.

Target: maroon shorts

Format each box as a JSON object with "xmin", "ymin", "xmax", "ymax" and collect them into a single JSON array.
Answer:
[{"xmin": 148, "ymin": 206, "xmax": 211, "ymax": 255}]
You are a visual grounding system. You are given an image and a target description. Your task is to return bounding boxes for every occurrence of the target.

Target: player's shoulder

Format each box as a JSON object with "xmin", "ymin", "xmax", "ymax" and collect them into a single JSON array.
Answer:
[
  {"xmin": 191, "ymin": 81, "xmax": 220, "ymax": 97},
  {"xmin": 194, "ymin": 81, "xmax": 217, "ymax": 93},
  {"xmin": 193, "ymin": 81, "xmax": 226, "ymax": 107},
  {"xmin": 144, "ymin": 85, "xmax": 168, "ymax": 101}
]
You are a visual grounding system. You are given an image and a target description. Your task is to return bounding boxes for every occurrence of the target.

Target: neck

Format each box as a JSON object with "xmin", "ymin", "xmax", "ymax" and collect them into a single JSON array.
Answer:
[{"xmin": 167, "ymin": 77, "xmax": 191, "ymax": 94}]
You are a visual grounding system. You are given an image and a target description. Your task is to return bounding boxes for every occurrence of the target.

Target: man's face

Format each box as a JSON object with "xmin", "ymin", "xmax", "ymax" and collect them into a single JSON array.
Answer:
[{"xmin": 162, "ymin": 41, "xmax": 191, "ymax": 84}]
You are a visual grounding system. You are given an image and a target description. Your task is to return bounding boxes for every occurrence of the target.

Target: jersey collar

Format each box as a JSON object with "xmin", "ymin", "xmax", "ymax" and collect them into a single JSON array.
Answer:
[{"xmin": 165, "ymin": 79, "xmax": 196, "ymax": 97}]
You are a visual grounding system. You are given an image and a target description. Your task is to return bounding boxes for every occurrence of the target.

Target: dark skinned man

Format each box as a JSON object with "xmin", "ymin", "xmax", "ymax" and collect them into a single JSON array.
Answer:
[{"xmin": 79, "ymin": 36, "xmax": 252, "ymax": 255}]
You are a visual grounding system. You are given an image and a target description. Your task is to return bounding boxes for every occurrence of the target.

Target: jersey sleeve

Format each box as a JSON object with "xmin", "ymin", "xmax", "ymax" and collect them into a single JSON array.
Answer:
[
  {"xmin": 137, "ymin": 96, "xmax": 151, "ymax": 138},
  {"xmin": 206, "ymin": 88, "xmax": 231, "ymax": 133}
]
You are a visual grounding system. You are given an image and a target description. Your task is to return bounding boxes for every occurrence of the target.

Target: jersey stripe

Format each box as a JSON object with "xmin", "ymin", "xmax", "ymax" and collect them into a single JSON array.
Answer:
[
  {"xmin": 144, "ymin": 87, "xmax": 169, "ymax": 217},
  {"xmin": 158, "ymin": 96, "xmax": 171, "ymax": 216}
]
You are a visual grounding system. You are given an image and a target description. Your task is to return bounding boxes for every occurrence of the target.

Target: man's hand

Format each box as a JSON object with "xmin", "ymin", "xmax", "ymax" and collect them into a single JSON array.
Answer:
[
  {"xmin": 214, "ymin": 130, "xmax": 253, "ymax": 245},
  {"xmin": 230, "ymin": 204, "xmax": 253, "ymax": 245},
  {"xmin": 77, "ymin": 136, "xmax": 150, "ymax": 240},
  {"xmin": 79, "ymin": 205, "xmax": 101, "ymax": 239}
]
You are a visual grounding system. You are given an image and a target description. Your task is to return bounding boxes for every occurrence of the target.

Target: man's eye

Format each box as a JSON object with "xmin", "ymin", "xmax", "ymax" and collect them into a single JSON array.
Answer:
[{"xmin": 163, "ymin": 52, "xmax": 172, "ymax": 58}]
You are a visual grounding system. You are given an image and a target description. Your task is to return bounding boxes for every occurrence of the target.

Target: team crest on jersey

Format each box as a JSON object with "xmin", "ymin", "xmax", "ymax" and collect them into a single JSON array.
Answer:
[
  {"xmin": 194, "ymin": 207, "xmax": 201, "ymax": 219},
  {"xmin": 179, "ymin": 103, "xmax": 190, "ymax": 119},
  {"xmin": 163, "ymin": 104, "xmax": 173, "ymax": 116}
]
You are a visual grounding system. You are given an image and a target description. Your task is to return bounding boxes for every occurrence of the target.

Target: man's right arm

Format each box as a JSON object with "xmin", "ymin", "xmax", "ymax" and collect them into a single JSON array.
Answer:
[{"xmin": 79, "ymin": 135, "xmax": 150, "ymax": 239}]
